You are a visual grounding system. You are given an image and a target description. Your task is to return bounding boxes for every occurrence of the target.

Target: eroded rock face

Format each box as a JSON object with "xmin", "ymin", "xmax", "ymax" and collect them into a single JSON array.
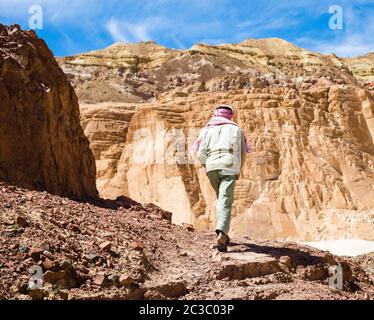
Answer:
[
  {"xmin": 0, "ymin": 24, "xmax": 97, "ymax": 198},
  {"xmin": 80, "ymin": 102, "xmax": 137, "ymax": 198},
  {"xmin": 79, "ymin": 85, "xmax": 374, "ymax": 240}
]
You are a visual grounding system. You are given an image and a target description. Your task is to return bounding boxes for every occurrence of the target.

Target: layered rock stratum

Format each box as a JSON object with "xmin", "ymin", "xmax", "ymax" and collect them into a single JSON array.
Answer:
[
  {"xmin": 58, "ymin": 39, "xmax": 374, "ymax": 241},
  {"xmin": 0, "ymin": 24, "xmax": 97, "ymax": 198}
]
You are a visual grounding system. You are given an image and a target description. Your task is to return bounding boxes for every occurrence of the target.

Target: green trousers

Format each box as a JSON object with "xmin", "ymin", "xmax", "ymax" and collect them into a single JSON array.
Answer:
[{"xmin": 207, "ymin": 170, "xmax": 236, "ymax": 235}]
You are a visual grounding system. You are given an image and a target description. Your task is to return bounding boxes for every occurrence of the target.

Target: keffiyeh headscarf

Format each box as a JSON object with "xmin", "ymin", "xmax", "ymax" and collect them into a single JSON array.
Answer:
[{"xmin": 192, "ymin": 105, "xmax": 253, "ymax": 153}]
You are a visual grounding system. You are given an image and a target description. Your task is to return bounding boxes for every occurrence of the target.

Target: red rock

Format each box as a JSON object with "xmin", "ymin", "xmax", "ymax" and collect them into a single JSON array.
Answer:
[
  {"xmin": 93, "ymin": 273, "xmax": 110, "ymax": 287},
  {"xmin": 182, "ymin": 223, "xmax": 194, "ymax": 232},
  {"xmin": 44, "ymin": 270, "xmax": 67, "ymax": 284},
  {"xmin": 119, "ymin": 274, "xmax": 135, "ymax": 287},
  {"xmin": 99, "ymin": 241, "xmax": 112, "ymax": 251},
  {"xmin": 42, "ymin": 251, "xmax": 54, "ymax": 260},
  {"xmin": 42, "ymin": 258, "xmax": 55, "ymax": 271},
  {"xmin": 29, "ymin": 248, "xmax": 44, "ymax": 261},
  {"xmin": 15, "ymin": 216, "xmax": 28, "ymax": 228},
  {"xmin": 130, "ymin": 241, "xmax": 144, "ymax": 251}
]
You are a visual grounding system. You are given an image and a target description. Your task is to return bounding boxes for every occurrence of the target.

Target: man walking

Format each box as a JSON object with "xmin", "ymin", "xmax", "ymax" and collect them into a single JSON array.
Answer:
[{"xmin": 194, "ymin": 105, "xmax": 251, "ymax": 252}]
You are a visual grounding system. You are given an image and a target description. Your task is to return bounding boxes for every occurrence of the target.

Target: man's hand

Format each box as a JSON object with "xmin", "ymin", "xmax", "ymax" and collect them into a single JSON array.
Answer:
[{"xmin": 235, "ymin": 174, "xmax": 240, "ymax": 180}]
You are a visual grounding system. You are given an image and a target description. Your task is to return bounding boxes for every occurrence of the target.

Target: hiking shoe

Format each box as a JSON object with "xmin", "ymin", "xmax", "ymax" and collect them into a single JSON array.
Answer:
[{"xmin": 216, "ymin": 231, "xmax": 229, "ymax": 252}]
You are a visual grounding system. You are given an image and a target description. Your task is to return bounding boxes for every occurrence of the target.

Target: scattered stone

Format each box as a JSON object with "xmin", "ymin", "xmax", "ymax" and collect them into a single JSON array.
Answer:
[
  {"xmin": 99, "ymin": 241, "xmax": 112, "ymax": 251},
  {"xmin": 93, "ymin": 273, "xmax": 110, "ymax": 287},
  {"xmin": 84, "ymin": 254, "xmax": 100, "ymax": 264},
  {"xmin": 155, "ymin": 281, "xmax": 188, "ymax": 298},
  {"xmin": 182, "ymin": 223, "xmax": 194, "ymax": 232},
  {"xmin": 29, "ymin": 248, "xmax": 44, "ymax": 261},
  {"xmin": 108, "ymin": 274, "xmax": 120, "ymax": 286},
  {"xmin": 28, "ymin": 288, "xmax": 48, "ymax": 300},
  {"xmin": 297, "ymin": 265, "xmax": 328, "ymax": 281},
  {"xmin": 130, "ymin": 241, "xmax": 144, "ymax": 251},
  {"xmin": 279, "ymin": 256, "xmax": 293, "ymax": 269},
  {"xmin": 58, "ymin": 290, "xmax": 69, "ymax": 300},
  {"xmin": 19, "ymin": 245, "xmax": 29, "ymax": 253},
  {"xmin": 15, "ymin": 216, "xmax": 28, "ymax": 228},
  {"xmin": 42, "ymin": 258, "xmax": 55, "ymax": 271},
  {"xmin": 59, "ymin": 260, "xmax": 73, "ymax": 270},
  {"xmin": 119, "ymin": 274, "xmax": 136, "ymax": 287},
  {"xmin": 44, "ymin": 270, "xmax": 67, "ymax": 284},
  {"xmin": 42, "ymin": 251, "xmax": 54, "ymax": 260}
]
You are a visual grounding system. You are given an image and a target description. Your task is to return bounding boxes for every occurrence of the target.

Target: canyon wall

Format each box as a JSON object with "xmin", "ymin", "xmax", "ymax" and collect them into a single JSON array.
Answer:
[{"xmin": 0, "ymin": 24, "xmax": 97, "ymax": 198}]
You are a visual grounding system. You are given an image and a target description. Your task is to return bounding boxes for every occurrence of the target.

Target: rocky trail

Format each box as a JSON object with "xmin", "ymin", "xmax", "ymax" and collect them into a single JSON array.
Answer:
[{"xmin": 1, "ymin": 181, "xmax": 373, "ymax": 300}]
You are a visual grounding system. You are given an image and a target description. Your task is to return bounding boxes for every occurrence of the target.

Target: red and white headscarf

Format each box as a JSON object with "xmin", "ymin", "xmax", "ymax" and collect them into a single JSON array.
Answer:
[{"xmin": 193, "ymin": 105, "xmax": 253, "ymax": 153}]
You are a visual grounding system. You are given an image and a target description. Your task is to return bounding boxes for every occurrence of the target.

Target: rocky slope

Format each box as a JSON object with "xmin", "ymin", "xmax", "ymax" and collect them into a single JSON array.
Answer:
[
  {"xmin": 58, "ymin": 40, "xmax": 374, "ymax": 241},
  {"xmin": 0, "ymin": 24, "xmax": 97, "ymax": 198},
  {"xmin": 0, "ymin": 181, "xmax": 373, "ymax": 300},
  {"xmin": 58, "ymin": 39, "xmax": 361, "ymax": 104},
  {"xmin": 344, "ymin": 53, "xmax": 374, "ymax": 92}
]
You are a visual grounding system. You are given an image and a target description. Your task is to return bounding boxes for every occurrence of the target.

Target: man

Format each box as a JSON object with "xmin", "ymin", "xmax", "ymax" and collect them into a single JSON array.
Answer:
[{"xmin": 194, "ymin": 105, "xmax": 251, "ymax": 252}]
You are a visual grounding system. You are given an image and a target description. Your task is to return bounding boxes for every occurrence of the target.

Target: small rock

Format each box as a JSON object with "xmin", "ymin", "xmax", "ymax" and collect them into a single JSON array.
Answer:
[
  {"xmin": 161, "ymin": 211, "xmax": 172, "ymax": 222},
  {"xmin": 108, "ymin": 274, "xmax": 120, "ymax": 286},
  {"xmin": 84, "ymin": 254, "xmax": 100, "ymax": 264},
  {"xmin": 180, "ymin": 251, "xmax": 188, "ymax": 257},
  {"xmin": 44, "ymin": 270, "xmax": 66, "ymax": 284},
  {"xmin": 99, "ymin": 241, "xmax": 112, "ymax": 251},
  {"xmin": 101, "ymin": 231, "xmax": 114, "ymax": 237},
  {"xmin": 59, "ymin": 260, "xmax": 73, "ymax": 270},
  {"xmin": 182, "ymin": 223, "xmax": 195, "ymax": 232},
  {"xmin": 130, "ymin": 241, "xmax": 144, "ymax": 251},
  {"xmin": 15, "ymin": 216, "xmax": 28, "ymax": 228},
  {"xmin": 42, "ymin": 251, "xmax": 54, "ymax": 260},
  {"xmin": 156, "ymin": 281, "xmax": 188, "ymax": 298},
  {"xmin": 18, "ymin": 283, "xmax": 29, "ymax": 294},
  {"xmin": 79, "ymin": 266, "xmax": 90, "ymax": 275},
  {"xmin": 42, "ymin": 258, "xmax": 55, "ymax": 271},
  {"xmin": 29, "ymin": 248, "xmax": 44, "ymax": 261},
  {"xmin": 93, "ymin": 273, "xmax": 110, "ymax": 287},
  {"xmin": 28, "ymin": 289, "xmax": 48, "ymax": 300},
  {"xmin": 238, "ymin": 280, "xmax": 249, "ymax": 287},
  {"xmin": 279, "ymin": 256, "xmax": 293, "ymax": 269},
  {"xmin": 58, "ymin": 290, "xmax": 69, "ymax": 300},
  {"xmin": 19, "ymin": 245, "xmax": 29, "ymax": 253},
  {"xmin": 119, "ymin": 274, "xmax": 135, "ymax": 287}
]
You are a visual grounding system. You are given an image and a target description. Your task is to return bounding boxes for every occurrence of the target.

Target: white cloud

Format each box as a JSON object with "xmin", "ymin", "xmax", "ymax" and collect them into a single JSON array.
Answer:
[
  {"xmin": 106, "ymin": 18, "xmax": 129, "ymax": 43},
  {"xmin": 106, "ymin": 16, "xmax": 169, "ymax": 43}
]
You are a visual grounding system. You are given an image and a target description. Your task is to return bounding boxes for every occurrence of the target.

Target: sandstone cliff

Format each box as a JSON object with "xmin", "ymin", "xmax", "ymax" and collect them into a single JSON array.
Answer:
[
  {"xmin": 0, "ymin": 24, "xmax": 97, "ymax": 198},
  {"xmin": 58, "ymin": 40, "xmax": 374, "ymax": 240}
]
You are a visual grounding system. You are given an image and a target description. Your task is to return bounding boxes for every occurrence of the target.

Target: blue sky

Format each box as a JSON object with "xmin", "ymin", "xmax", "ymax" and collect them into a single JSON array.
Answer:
[{"xmin": 0, "ymin": 0, "xmax": 373, "ymax": 57}]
